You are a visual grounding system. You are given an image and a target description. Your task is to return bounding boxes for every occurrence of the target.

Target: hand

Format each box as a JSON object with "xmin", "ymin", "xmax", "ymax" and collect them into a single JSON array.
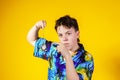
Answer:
[
  {"xmin": 56, "ymin": 43, "xmax": 70, "ymax": 58},
  {"xmin": 35, "ymin": 20, "xmax": 46, "ymax": 29}
]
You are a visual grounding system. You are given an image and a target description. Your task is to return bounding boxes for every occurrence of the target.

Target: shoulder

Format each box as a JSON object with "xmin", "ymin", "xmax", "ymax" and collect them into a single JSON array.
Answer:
[
  {"xmin": 78, "ymin": 43, "xmax": 93, "ymax": 61},
  {"xmin": 84, "ymin": 51, "xmax": 93, "ymax": 61}
]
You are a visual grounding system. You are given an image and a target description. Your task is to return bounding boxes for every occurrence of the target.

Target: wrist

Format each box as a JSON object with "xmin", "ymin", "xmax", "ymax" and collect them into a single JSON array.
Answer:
[
  {"xmin": 34, "ymin": 25, "xmax": 41, "ymax": 30},
  {"xmin": 64, "ymin": 53, "xmax": 71, "ymax": 60}
]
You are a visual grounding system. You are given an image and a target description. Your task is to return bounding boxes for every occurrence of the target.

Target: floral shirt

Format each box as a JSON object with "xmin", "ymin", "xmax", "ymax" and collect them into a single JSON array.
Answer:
[{"xmin": 34, "ymin": 38, "xmax": 94, "ymax": 80}]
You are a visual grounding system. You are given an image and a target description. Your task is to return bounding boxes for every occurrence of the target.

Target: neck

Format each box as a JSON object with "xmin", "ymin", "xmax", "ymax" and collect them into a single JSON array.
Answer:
[{"xmin": 69, "ymin": 43, "xmax": 79, "ymax": 53}]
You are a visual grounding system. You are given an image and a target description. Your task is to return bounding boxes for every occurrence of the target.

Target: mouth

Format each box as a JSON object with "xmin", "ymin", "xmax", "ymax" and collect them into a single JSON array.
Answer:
[{"xmin": 63, "ymin": 43, "xmax": 69, "ymax": 47}]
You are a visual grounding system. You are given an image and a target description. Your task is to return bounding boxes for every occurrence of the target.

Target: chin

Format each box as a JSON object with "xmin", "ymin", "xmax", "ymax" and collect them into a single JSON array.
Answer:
[{"xmin": 66, "ymin": 47, "xmax": 71, "ymax": 50}]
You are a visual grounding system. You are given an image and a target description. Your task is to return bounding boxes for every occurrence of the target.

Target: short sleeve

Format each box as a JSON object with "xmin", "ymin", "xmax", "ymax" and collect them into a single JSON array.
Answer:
[{"xmin": 34, "ymin": 38, "xmax": 52, "ymax": 60}]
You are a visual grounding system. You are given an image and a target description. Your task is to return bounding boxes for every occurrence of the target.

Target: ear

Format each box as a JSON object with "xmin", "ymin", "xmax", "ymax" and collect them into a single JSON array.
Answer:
[{"xmin": 76, "ymin": 31, "xmax": 80, "ymax": 38}]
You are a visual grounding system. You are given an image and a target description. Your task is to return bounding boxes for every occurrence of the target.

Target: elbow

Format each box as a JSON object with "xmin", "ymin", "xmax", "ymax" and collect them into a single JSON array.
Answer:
[
  {"xmin": 27, "ymin": 34, "xmax": 35, "ymax": 46},
  {"xmin": 74, "ymin": 77, "xmax": 79, "ymax": 80},
  {"xmin": 67, "ymin": 75, "xmax": 79, "ymax": 80},
  {"xmin": 73, "ymin": 75, "xmax": 80, "ymax": 80}
]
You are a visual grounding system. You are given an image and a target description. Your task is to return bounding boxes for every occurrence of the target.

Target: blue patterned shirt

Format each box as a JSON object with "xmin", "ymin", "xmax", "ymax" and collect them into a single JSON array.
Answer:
[{"xmin": 34, "ymin": 38, "xmax": 94, "ymax": 80}]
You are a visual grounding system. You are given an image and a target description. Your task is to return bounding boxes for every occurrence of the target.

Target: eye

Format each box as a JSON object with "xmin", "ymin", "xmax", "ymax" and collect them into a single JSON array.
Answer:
[
  {"xmin": 58, "ymin": 34, "xmax": 62, "ymax": 37},
  {"xmin": 67, "ymin": 32, "xmax": 71, "ymax": 35}
]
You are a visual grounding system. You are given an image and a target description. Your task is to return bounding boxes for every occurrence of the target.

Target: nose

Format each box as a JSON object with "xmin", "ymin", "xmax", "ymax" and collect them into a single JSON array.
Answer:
[{"xmin": 62, "ymin": 35, "xmax": 68, "ymax": 41}]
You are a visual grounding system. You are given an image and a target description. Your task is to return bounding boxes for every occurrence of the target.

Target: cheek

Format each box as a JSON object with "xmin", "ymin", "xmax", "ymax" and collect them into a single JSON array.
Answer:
[
  {"xmin": 69, "ymin": 35, "xmax": 78, "ymax": 42},
  {"xmin": 68, "ymin": 36, "xmax": 76, "ymax": 42}
]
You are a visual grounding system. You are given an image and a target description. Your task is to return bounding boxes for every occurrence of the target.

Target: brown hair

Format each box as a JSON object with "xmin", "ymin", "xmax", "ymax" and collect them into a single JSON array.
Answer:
[{"xmin": 55, "ymin": 15, "xmax": 80, "ymax": 42}]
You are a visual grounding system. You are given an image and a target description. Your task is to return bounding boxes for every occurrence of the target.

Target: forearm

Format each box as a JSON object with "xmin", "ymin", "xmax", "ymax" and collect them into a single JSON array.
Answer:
[
  {"xmin": 65, "ymin": 55, "xmax": 79, "ymax": 80},
  {"xmin": 27, "ymin": 25, "xmax": 40, "ymax": 46}
]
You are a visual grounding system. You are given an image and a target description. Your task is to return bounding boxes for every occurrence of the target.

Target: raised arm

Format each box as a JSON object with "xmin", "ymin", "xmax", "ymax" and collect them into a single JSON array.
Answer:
[{"xmin": 27, "ymin": 20, "xmax": 46, "ymax": 46}]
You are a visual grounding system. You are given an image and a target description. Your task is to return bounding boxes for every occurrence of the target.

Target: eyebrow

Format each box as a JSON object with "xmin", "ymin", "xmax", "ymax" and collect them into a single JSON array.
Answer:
[
  {"xmin": 66, "ymin": 31, "xmax": 71, "ymax": 33},
  {"xmin": 58, "ymin": 31, "xmax": 72, "ymax": 35},
  {"xmin": 59, "ymin": 30, "xmax": 71, "ymax": 33}
]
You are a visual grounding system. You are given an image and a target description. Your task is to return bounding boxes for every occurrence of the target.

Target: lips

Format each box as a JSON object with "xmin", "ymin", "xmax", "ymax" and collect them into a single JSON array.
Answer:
[{"xmin": 63, "ymin": 43, "xmax": 69, "ymax": 47}]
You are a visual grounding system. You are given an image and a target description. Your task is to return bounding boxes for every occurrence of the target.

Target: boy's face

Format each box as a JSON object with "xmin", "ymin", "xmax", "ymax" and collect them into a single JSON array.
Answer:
[{"xmin": 57, "ymin": 25, "xmax": 79, "ymax": 50}]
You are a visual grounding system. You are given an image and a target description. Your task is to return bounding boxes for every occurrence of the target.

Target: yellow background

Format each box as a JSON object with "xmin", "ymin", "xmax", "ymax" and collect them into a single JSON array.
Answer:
[{"xmin": 0, "ymin": 0, "xmax": 120, "ymax": 80}]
